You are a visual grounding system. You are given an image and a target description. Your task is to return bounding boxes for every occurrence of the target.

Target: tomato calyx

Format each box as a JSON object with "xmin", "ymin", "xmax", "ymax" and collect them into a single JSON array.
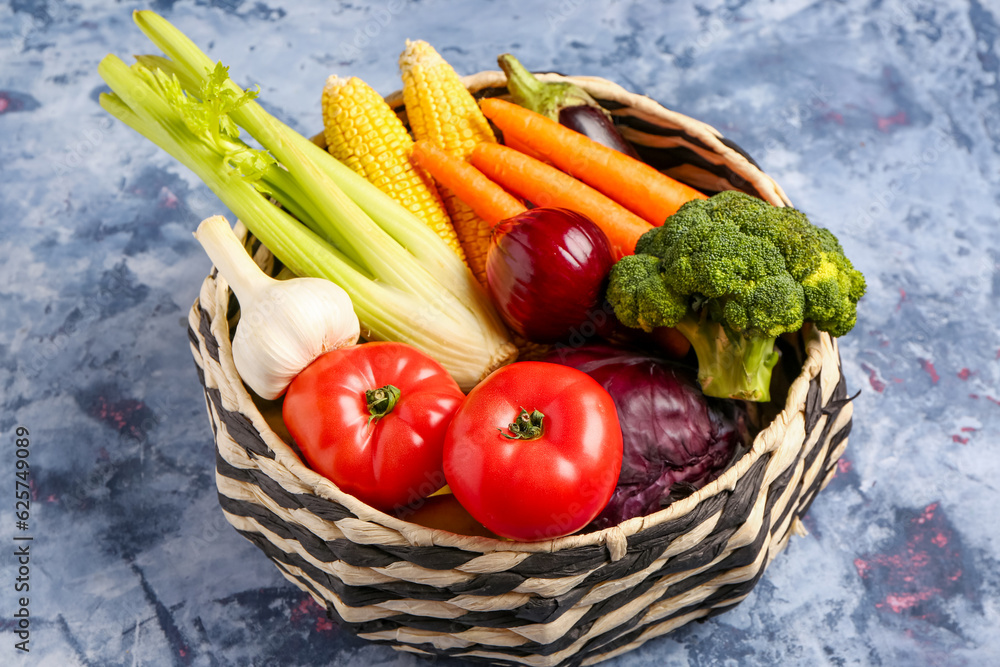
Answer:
[
  {"xmin": 365, "ymin": 384, "xmax": 401, "ymax": 425},
  {"xmin": 499, "ymin": 407, "xmax": 545, "ymax": 440}
]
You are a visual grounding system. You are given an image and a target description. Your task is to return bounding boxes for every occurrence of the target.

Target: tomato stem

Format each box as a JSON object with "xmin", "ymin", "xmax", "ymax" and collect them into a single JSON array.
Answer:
[
  {"xmin": 366, "ymin": 384, "xmax": 401, "ymax": 425},
  {"xmin": 499, "ymin": 407, "xmax": 545, "ymax": 440}
]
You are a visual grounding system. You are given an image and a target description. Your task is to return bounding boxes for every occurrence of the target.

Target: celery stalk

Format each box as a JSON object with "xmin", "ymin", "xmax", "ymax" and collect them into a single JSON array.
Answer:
[
  {"xmin": 130, "ymin": 11, "xmax": 501, "ymax": 321},
  {"xmin": 98, "ymin": 38, "xmax": 515, "ymax": 388}
]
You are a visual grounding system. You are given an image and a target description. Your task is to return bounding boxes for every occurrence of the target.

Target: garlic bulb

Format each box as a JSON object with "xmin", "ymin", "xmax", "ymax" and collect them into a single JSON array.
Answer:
[{"xmin": 194, "ymin": 215, "xmax": 360, "ymax": 399}]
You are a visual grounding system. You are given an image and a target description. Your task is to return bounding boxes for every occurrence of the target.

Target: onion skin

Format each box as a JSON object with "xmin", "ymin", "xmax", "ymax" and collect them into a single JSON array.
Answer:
[{"xmin": 486, "ymin": 207, "xmax": 615, "ymax": 344}]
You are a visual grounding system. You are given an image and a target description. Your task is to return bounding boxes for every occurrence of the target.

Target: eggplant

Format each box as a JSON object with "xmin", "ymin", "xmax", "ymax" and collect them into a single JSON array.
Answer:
[
  {"xmin": 558, "ymin": 105, "xmax": 641, "ymax": 159},
  {"xmin": 497, "ymin": 53, "xmax": 639, "ymax": 158}
]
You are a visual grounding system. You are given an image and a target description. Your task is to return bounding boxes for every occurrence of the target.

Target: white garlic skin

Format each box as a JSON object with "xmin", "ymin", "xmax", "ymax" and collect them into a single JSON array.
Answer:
[{"xmin": 232, "ymin": 277, "xmax": 360, "ymax": 400}]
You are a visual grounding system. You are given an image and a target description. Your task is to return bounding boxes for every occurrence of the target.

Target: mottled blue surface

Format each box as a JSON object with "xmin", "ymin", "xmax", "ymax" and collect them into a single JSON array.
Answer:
[{"xmin": 2, "ymin": 0, "xmax": 999, "ymax": 665}]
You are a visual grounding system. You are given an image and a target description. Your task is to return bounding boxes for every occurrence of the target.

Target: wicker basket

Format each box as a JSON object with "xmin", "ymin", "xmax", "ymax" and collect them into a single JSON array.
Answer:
[{"xmin": 187, "ymin": 72, "xmax": 855, "ymax": 667}]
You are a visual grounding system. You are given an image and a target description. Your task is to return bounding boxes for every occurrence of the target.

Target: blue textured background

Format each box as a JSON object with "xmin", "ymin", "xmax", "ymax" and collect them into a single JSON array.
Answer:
[{"xmin": 2, "ymin": 0, "xmax": 999, "ymax": 664}]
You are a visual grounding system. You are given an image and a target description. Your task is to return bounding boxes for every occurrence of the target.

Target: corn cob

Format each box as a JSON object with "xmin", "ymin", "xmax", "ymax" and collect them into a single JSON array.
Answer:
[
  {"xmin": 321, "ymin": 75, "xmax": 465, "ymax": 261},
  {"xmin": 399, "ymin": 40, "xmax": 496, "ymax": 287}
]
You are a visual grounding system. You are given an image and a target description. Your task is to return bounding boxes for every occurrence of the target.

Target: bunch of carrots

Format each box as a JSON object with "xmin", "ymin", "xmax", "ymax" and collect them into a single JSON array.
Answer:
[{"xmin": 321, "ymin": 41, "xmax": 705, "ymax": 287}]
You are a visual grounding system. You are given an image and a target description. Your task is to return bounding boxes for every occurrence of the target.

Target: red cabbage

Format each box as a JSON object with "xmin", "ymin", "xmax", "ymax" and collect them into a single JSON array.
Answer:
[{"xmin": 544, "ymin": 345, "xmax": 750, "ymax": 529}]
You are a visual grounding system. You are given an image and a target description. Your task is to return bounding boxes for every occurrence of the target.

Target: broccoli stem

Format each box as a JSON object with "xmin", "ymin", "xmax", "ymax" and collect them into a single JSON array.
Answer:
[{"xmin": 674, "ymin": 317, "xmax": 779, "ymax": 402}]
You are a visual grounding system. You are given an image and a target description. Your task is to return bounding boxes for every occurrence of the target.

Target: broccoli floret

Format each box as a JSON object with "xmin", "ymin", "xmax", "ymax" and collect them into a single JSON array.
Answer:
[
  {"xmin": 605, "ymin": 255, "xmax": 687, "ymax": 331},
  {"xmin": 606, "ymin": 190, "xmax": 866, "ymax": 402}
]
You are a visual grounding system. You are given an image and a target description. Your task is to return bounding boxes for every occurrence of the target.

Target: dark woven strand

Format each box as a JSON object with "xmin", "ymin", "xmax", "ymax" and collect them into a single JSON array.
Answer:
[
  {"xmin": 198, "ymin": 305, "xmax": 221, "ymax": 363},
  {"xmin": 790, "ymin": 418, "xmax": 853, "ymax": 528},
  {"xmin": 632, "ymin": 144, "xmax": 760, "ymax": 198},
  {"xmin": 718, "ymin": 137, "xmax": 762, "ymax": 169},
  {"xmin": 803, "ymin": 374, "xmax": 825, "ymax": 435},
  {"xmin": 187, "ymin": 321, "xmax": 202, "ymax": 352},
  {"xmin": 800, "ymin": 375, "xmax": 849, "ymax": 476},
  {"xmin": 231, "ymin": 524, "xmax": 462, "ymax": 607},
  {"xmin": 205, "ymin": 385, "xmax": 275, "ymax": 460},
  {"xmin": 771, "ymin": 372, "xmax": 851, "ymax": 537},
  {"xmin": 219, "ymin": 491, "xmax": 483, "ymax": 573},
  {"xmin": 215, "ymin": 449, "xmax": 358, "ymax": 522},
  {"xmin": 607, "ymin": 113, "xmax": 715, "ymax": 151}
]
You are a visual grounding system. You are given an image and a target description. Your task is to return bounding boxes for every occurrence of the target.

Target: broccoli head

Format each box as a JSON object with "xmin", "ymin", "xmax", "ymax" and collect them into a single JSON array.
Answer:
[{"xmin": 606, "ymin": 190, "xmax": 866, "ymax": 402}]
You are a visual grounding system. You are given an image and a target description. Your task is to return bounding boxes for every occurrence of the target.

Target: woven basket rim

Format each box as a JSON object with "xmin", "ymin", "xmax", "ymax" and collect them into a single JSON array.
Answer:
[{"xmin": 204, "ymin": 72, "xmax": 839, "ymax": 557}]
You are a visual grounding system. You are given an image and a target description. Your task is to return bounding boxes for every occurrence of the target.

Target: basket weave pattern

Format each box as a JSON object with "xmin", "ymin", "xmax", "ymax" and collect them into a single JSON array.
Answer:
[{"xmin": 188, "ymin": 75, "xmax": 855, "ymax": 667}]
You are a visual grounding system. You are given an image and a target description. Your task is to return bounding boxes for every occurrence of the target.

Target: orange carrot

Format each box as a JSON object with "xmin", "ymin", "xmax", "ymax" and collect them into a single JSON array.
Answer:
[
  {"xmin": 501, "ymin": 134, "xmax": 547, "ymax": 164},
  {"xmin": 411, "ymin": 141, "xmax": 526, "ymax": 228},
  {"xmin": 480, "ymin": 98, "xmax": 707, "ymax": 225},
  {"xmin": 470, "ymin": 142, "xmax": 652, "ymax": 259}
]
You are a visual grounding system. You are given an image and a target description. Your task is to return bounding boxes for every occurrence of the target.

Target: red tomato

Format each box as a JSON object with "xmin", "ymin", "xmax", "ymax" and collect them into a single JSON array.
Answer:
[
  {"xmin": 443, "ymin": 361, "xmax": 623, "ymax": 541},
  {"xmin": 282, "ymin": 342, "xmax": 465, "ymax": 512}
]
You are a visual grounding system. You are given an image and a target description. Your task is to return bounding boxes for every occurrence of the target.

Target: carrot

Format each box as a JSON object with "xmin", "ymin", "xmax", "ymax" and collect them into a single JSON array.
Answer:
[
  {"xmin": 470, "ymin": 142, "xmax": 652, "ymax": 259},
  {"xmin": 411, "ymin": 140, "xmax": 526, "ymax": 228},
  {"xmin": 501, "ymin": 134, "xmax": 547, "ymax": 164},
  {"xmin": 480, "ymin": 97, "xmax": 707, "ymax": 225}
]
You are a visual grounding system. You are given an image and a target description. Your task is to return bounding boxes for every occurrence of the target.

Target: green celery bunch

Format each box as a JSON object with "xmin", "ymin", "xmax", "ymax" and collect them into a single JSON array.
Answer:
[{"xmin": 99, "ymin": 10, "xmax": 515, "ymax": 390}]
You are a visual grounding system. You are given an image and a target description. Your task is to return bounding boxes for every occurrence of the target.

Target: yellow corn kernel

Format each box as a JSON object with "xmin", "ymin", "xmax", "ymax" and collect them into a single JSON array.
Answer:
[
  {"xmin": 321, "ymin": 75, "xmax": 465, "ymax": 261},
  {"xmin": 399, "ymin": 40, "xmax": 496, "ymax": 286}
]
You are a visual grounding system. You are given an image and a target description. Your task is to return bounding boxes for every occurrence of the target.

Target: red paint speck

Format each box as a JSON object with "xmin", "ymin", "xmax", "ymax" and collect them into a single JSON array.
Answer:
[
  {"xmin": 970, "ymin": 394, "xmax": 980, "ymax": 399},
  {"xmin": 837, "ymin": 459, "xmax": 853, "ymax": 474},
  {"xmin": 916, "ymin": 503, "xmax": 937, "ymax": 524},
  {"xmin": 85, "ymin": 395, "xmax": 156, "ymax": 441},
  {"xmin": 46, "ymin": 494, "xmax": 57, "ymax": 503},
  {"xmin": 290, "ymin": 596, "xmax": 334, "ymax": 634},
  {"xmin": 861, "ymin": 363, "xmax": 886, "ymax": 393},
  {"xmin": 856, "ymin": 501, "xmax": 966, "ymax": 621},
  {"xmin": 0, "ymin": 97, "xmax": 8, "ymax": 113},
  {"xmin": 824, "ymin": 111, "xmax": 845, "ymax": 124},
  {"xmin": 877, "ymin": 111, "xmax": 909, "ymax": 132},
  {"xmin": 958, "ymin": 368, "xmax": 973, "ymax": 380},
  {"xmin": 159, "ymin": 186, "xmax": 180, "ymax": 209},
  {"xmin": 987, "ymin": 396, "xmax": 1000, "ymax": 407},
  {"xmin": 896, "ymin": 289, "xmax": 907, "ymax": 311},
  {"xmin": 879, "ymin": 589, "xmax": 940, "ymax": 613},
  {"xmin": 951, "ymin": 435, "xmax": 969, "ymax": 444},
  {"xmin": 919, "ymin": 359, "xmax": 940, "ymax": 384},
  {"xmin": 961, "ymin": 426, "xmax": 977, "ymax": 433}
]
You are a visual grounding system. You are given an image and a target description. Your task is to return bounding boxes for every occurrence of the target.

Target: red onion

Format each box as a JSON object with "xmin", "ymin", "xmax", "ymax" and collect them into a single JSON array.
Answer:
[{"xmin": 486, "ymin": 207, "xmax": 614, "ymax": 344}]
